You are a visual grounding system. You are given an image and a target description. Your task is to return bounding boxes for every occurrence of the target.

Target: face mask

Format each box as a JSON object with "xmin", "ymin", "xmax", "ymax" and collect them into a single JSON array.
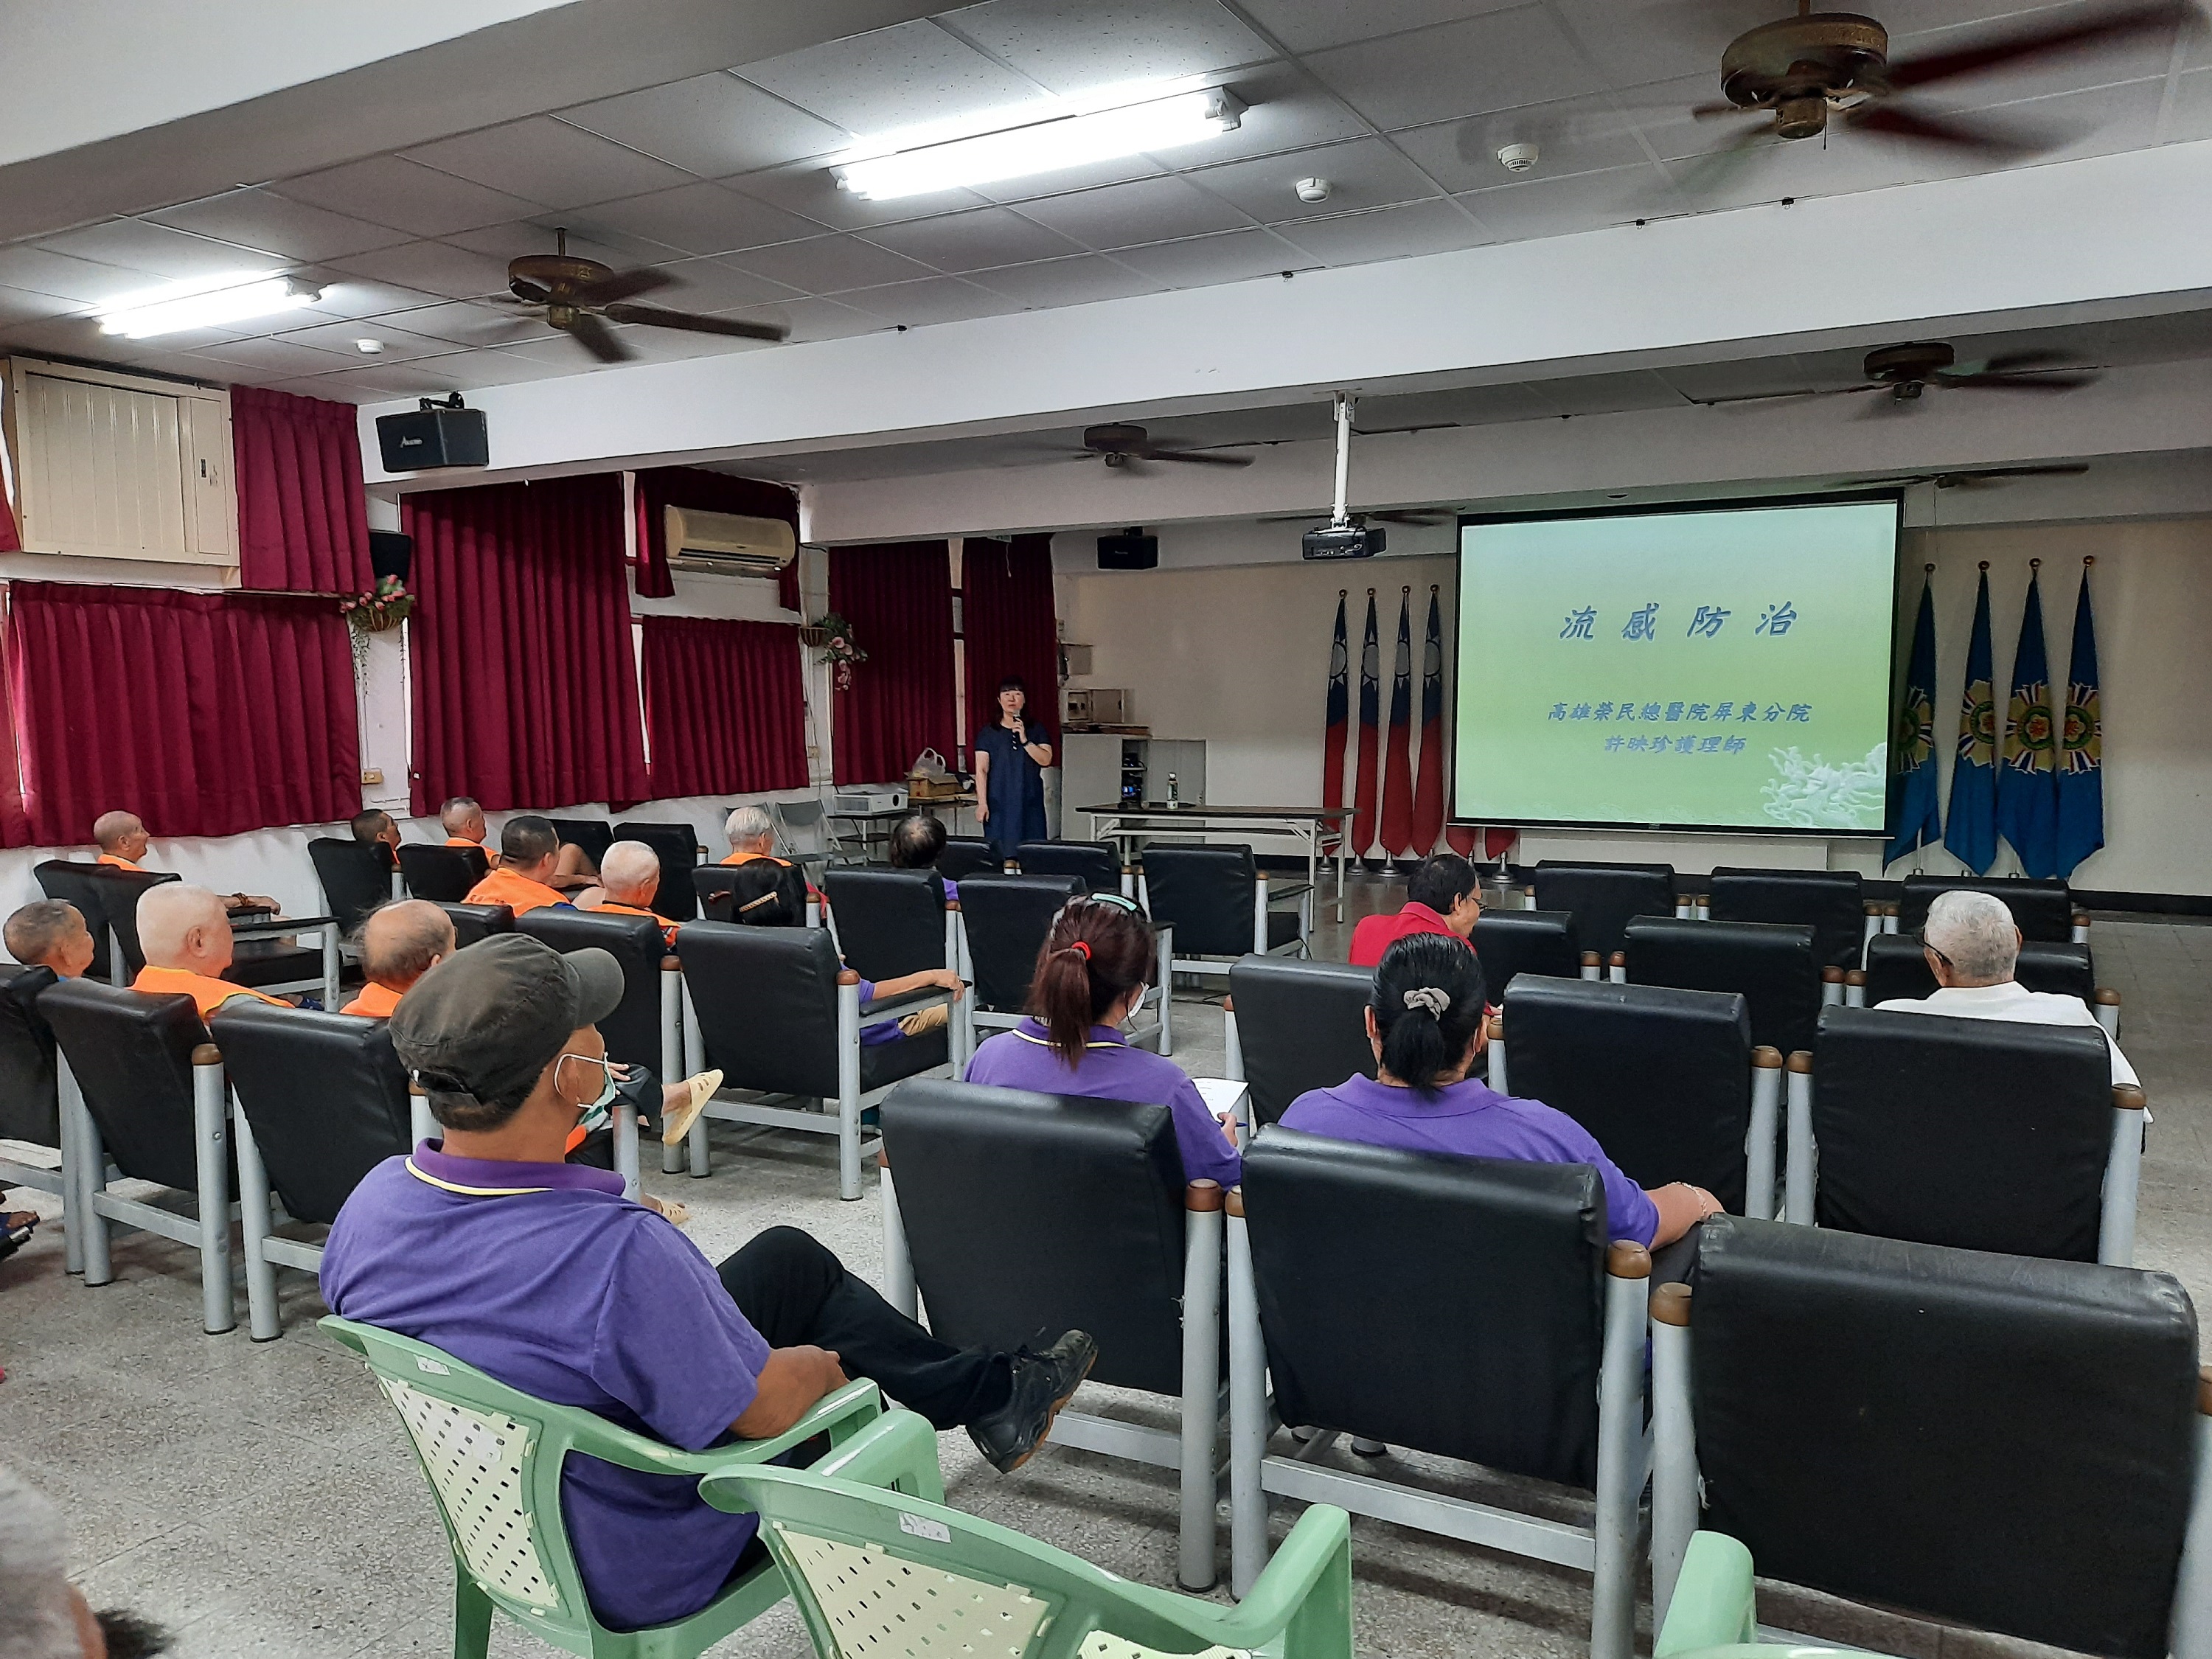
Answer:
[{"xmin": 558, "ymin": 1053, "xmax": 618, "ymax": 1134}]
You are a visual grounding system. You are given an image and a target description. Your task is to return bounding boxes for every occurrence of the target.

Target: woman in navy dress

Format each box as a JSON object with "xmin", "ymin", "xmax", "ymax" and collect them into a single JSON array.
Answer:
[{"xmin": 973, "ymin": 676, "xmax": 1053, "ymax": 857}]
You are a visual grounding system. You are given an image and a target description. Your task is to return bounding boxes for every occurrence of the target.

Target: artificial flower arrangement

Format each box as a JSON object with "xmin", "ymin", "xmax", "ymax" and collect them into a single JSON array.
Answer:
[{"xmin": 809, "ymin": 611, "xmax": 867, "ymax": 690}]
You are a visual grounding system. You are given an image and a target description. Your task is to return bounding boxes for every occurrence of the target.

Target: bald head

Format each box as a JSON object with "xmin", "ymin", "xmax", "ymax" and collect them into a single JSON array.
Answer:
[
  {"xmin": 93, "ymin": 811, "xmax": 147, "ymax": 860},
  {"xmin": 1922, "ymin": 889, "xmax": 2021, "ymax": 987},
  {"xmin": 137, "ymin": 884, "xmax": 232, "ymax": 974},
  {"xmin": 599, "ymin": 841, "xmax": 661, "ymax": 905},
  {"xmin": 359, "ymin": 900, "xmax": 456, "ymax": 994},
  {"xmin": 4, "ymin": 901, "xmax": 92, "ymax": 978},
  {"xmin": 440, "ymin": 798, "xmax": 484, "ymax": 840}
]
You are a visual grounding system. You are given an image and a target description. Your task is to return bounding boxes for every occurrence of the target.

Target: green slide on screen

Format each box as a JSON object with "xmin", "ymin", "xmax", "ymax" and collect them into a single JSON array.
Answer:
[{"xmin": 1455, "ymin": 500, "xmax": 1898, "ymax": 833}]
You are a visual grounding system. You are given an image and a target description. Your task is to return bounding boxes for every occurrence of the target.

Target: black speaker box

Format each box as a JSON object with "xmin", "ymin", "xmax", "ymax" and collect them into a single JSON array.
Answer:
[
  {"xmin": 368, "ymin": 530, "xmax": 412, "ymax": 583},
  {"xmin": 1097, "ymin": 529, "xmax": 1158, "ymax": 570},
  {"xmin": 375, "ymin": 406, "xmax": 488, "ymax": 472}
]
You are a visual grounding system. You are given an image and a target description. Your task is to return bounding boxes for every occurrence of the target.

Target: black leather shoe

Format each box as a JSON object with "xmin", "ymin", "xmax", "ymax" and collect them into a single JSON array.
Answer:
[{"xmin": 967, "ymin": 1330, "xmax": 1097, "ymax": 1474}]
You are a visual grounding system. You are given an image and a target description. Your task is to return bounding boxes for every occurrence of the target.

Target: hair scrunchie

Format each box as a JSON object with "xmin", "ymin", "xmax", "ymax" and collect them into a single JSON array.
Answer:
[
  {"xmin": 1402, "ymin": 986, "xmax": 1450, "ymax": 1018},
  {"xmin": 1068, "ymin": 940, "xmax": 1091, "ymax": 961}
]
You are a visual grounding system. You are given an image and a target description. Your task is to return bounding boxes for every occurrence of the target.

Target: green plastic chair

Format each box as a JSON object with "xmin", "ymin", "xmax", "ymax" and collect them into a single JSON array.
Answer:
[
  {"xmin": 700, "ymin": 1408, "xmax": 1356, "ymax": 1658},
  {"xmin": 321, "ymin": 1314, "xmax": 908, "ymax": 1659},
  {"xmin": 1655, "ymin": 1531, "xmax": 1877, "ymax": 1659}
]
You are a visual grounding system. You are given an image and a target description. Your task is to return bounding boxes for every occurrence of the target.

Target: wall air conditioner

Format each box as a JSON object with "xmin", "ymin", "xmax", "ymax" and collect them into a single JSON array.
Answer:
[{"xmin": 664, "ymin": 504, "xmax": 797, "ymax": 577}]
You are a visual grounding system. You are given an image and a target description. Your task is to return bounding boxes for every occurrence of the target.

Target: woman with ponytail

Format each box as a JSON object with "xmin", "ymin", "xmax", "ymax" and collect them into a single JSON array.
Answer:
[
  {"xmin": 1279, "ymin": 933, "xmax": 1719, "ymax": 1247},
  {"xmin": 963, "ymin": 893, "xmax": 1241, "ymax": 1188}
]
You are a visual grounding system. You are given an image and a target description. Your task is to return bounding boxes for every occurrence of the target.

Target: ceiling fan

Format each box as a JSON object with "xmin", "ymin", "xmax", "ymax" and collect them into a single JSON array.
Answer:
[
  {"xmin": 490, "ymin": 229, "xmax": 789, "ymax": 364},
  {"xmin": 1074, "ymin": 422, "xmax": 1253, "ymax": 468},
  {"xmin": 1845, "ymin": 462, "xmax": 2090, "ymax": 488},
  {"xmin": 1684, "ymin": 0, "xmax": 2192, "ymax": 174},
  {"xmin": 1850, "ymin": 341, "xmax": 2098, "ymax": 404}
]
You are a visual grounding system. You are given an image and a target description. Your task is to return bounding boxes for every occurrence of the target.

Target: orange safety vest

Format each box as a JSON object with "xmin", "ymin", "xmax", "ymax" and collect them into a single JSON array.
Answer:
[{"xmin": 133, "ymin": 965, "xmax": 286, "ymax": 1016}]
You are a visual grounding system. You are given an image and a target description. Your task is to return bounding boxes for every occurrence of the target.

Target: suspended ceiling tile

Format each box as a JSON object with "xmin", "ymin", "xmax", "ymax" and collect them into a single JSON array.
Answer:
[
  {"xmin": 1155, "ymin": 59, "xmax": 1371, "ymax": 167},
  {"xmin": 556, "ymin": 72, "xmax": 852, "ymax": 178},
  {"xmin": 1272, "ymin": 196, "xmax": 1489, "ymax": 264},
  {"xmin": 1105, "ymin": 226, "xmax": 1307, "ymax": 285},
  {"xmin": 438, "ymin": 345, "xmax": 588, "ymax": 387},
  {"xmin": 1235, "ymin": 0, "xmax": 1528, "ymax": 55},
  {"xmin": 1457, "ymin": 164, "xmax": 1686, "ymax": 242},
  {"xmin": 1972, "ymin": 77, "xmax": 2168, "ymax": 167},
  {"xmin": 1889, "ymin": 20, "xmax": 2182, "ymax": 113},
  {"xmin": 1389, "ymin": 96, "xmax": 1655, "ymax": 193},
  {"xmin": 966, "ymin": 151, "xmax": 1169, "ymax": 204},
  {"xmin": 859, "ymin": 206, "xmax": 1087, "ymax": 272},
  {"xmin": 443, "ymin": 218, "xmax": 677, "ymax": 268},
  {"xmin": 273, "ymin": 319, "xmax": 466, "ymax": 362},
  {"xmin": 577, "ymin": 181, "xmax": 827, "ymax": 257},
  {"xmin": 724, "ymin": 161, "xmax": 990, "ymax": 232},
  {"xmin": 288, "ymin": 276, "xmax": 454, "ymax": 322},
  {"xmin": 755, "ymin": 294, "xmax": 882, "ymax": 342},
  {"xmin": 727, "ymin": 232, "xmax": 936, "ymax": 293},
  {"xmin": 734, "ymin": 18, "xmax": 1050, "ymax": 142},
  {"xmin": 181, "ymin": 335, "xmax": 366, "ymax": 376},
  {"xmin": 148, "ymin": 189, "xmax": 411, "ymax": 262},
  {"xmin": 285, "ymin": 359, "xmax": 473, "ymax": 399},
  {"xmin": 268, "ymin": 156, "xmax": 548, "ymax": 240},
  {"xmin": 0, "ymin": 282, "xmax": 80, "ymax": 325},
  {"xmin": 942, "ymin": 0, "xmax": 1276, "ymax": 95},
  {"xmin": 1545, "ymin": 0, "xmax": 1767, "ymax": 91},
  {"xmin": 1627, "ymin": 75, "xmax": 1782, "ymax": 164},
  {"xmin": 37, "ymin": 219, "xmax": 286, "ymax": 282},
  {"xmin": 839, "ymin": 274, "xmax": 1024, "ymax": 327},
  {"xmin": 1666, "ymin": 128, "xmax": 1980, "ymax": 214},
  {"xmin": 1187, "ymin": 136, "xmax": 1443, "ymax": 223},
  {"xmin": 402, "ymin": 116, "xmax": 692, "ymax": 211},
  {"xmin": 1301, "ymin": 10, "xmax": 1607, "ymax": 132},
  {"xmin": 641, "ymin": 257, "xmax": 804, "ymax": 313},
  {"xmin": 1012, "ymin": 173, "xmax": 1251, "ymax": 250},
  {"xmin": 328, "ymin": 240, "xmax": 524, "ymax": 301},
  {"xmin": 378, "ymin": 299, "xmax": 546, "ymax": 347},
  {"xmin": 965, "ymin": 251, "xmax": 1169, "ymax": 307},
  {"xmin": 0, "ymin": 246, "xmax": 151, "ymax": 305}
]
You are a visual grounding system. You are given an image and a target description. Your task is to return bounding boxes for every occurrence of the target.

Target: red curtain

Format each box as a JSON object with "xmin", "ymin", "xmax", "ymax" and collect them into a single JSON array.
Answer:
[
  {"xmin": 6, "ymin": 582, "xmax": 358, "ymax": 846},
  {"xmin": 632, "ymin": 467, "xmax": 801, "ymax": 611},
  {"xmin": 639, "ymin": 616, "xmax": 808, "ymax": 799},
  {"xmin": 232, "ymin": 386, "xmax": 373, "ymax": 594},
  {"xmin": 404, "ymin": 474, "xmax": 650, "ymax": 817},
  {"xmin": 962, "ymin": 535, "xmax": 1059, "ymax": 757},
  {"xmin": 828, "ymin": 541, "xmax": 955, "ymax": 785}
]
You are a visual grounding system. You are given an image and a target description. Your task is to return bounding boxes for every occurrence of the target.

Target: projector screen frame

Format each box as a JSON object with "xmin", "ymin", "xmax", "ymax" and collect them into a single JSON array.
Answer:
[{"xmin": 1453, "ymin": 490, "xmax": 1905, "ymax": 839}]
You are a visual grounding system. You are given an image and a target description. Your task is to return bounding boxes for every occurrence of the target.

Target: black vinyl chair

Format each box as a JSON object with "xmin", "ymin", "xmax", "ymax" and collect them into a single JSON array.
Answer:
[
  {"xmin": 1473, "ymin": 908, "xmax": 1587, "ymax": 994},
  {"xmin": 1226, "ymin": 1127, "xmax": 1652, "ymax": 1659},
  {"xmin": 0, "ymin": 967, "xmax": 67, "ymax": 1258},
  {"xmin": 1788, "ymin": 1004, "xmax": 2143, "ymax": 1263},
  {"xmin": 877, "ymin": 1078, "xmax": 1228, "ymax": 1590},
  {"xmin": 1898, "ymin": 873, "xmax": 2083, "ymax": 944},
  {"xmin": 1013, "ymin": 840, "xmax": 1122, "ymax": 894},
  {"xmin": 549, "ymin": 818, "xmax": 613, "ymax": 869},
  {"xmin": 694, "ymin": 859, "xmax": 813, "ymax": 927},
  {"xmin": 821, "ymin": 867, "xmax": 950, "ymax": 980},
  {"xmin": 1498, "ymin": 974, "xmax": 1774, "ymax": 1217},
  {"xmin": 210, "ymin": 1002, "xmax": 414, "ymax": 1340},
  {"xmin": 32, "ymin": 860, "xmax": 116, "ymax": 981},
  {"xmin": 1860, "ymin": 933, "xmax": 2114, "ymax": 1034},
  {"xmin": 1529, "ymin": 861, "xmax": 1680, "ymax": 957},
  {"xmin": 1649, "ymin": 1215, "xmax": 2210, "ymax": 1659},
  {"xmin": 612, "ymin": 820, "xmax": 701, "ymax": 923},
  {"xmin": 672, "ymin": 921, "xmax": 955, "ymax": 1199},
  {"xmin": 937, "ymin": 837, "xmax": 1004, "ymax": 883},
  {"xmin": 1705, "ymin": 866, "xmax": 1868, "ymax": 971},
  {"xmin": 44, "ymin": 977, "xmax": 237, "ymax": 1332},
  {"xmin": 398, "ymin": 843, "xmax": 486, "ymax": 902},
  {"xmin": 1221, "ymin": 956, "xmax": 1374, "ymax": 1130},
  {"xmin": 957, "ymin": 872, "xmax": 1082, "ymax": 1036},
  {"xmin": 432, "ymin": 902, "xmax": 514, "ymax": 950},
  {"xmin": 1142, "ymin": 844, "xmax": 1305, "ymax": 984},
  {"xmin": 90, "ymin": 864, "xmax": 330, "ymax": 1001},
  {"xmin": 517, "ymin": 908, "xmax": 678, "ymax": 1184},
  {"xmin": 1621, "ymin": 915, "xmax": 1826, "ymax": 1056},
  {"xmin": 307, "ymin": 837, "xmax": 395, "ymax": 935}
]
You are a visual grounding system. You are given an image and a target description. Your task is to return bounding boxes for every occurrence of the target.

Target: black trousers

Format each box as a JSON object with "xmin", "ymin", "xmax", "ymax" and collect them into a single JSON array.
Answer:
[{"xmin": 716, "ymin": 1227, "xmax": 1011, "ymax": 1430}]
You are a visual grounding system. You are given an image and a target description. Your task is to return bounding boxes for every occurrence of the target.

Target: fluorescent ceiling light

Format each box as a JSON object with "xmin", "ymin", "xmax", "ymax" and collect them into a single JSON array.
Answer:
[
  {"xmin": 835, "ymin": 87, "xmax": 1245, "ymax": 201},
  {"xmin": 96, "ymin": 273, "xmax": 322, "ymax": 338}
]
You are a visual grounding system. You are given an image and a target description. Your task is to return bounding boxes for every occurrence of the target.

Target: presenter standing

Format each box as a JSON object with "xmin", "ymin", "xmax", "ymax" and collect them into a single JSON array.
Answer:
[{"xmin": 973, "ymin": 677, "xmax": 1054, "ymax": 856}]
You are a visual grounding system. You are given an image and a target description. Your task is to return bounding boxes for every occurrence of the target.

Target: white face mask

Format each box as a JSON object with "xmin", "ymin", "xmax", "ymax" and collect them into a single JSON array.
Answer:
[{"xmin": 557, "ymin": 1051, "xmax": 618, "ymax": 1133}]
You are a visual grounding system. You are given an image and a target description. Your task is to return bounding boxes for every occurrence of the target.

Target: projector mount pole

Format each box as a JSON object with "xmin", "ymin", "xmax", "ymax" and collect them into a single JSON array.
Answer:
[{"xmin": 1330, "ymin": 392, "xmax": 1354, "ymax": 529}]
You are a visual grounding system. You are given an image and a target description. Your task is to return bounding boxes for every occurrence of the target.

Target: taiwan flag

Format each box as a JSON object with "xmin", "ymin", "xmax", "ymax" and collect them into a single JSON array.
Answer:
[
  {"xmin": 1995, "ymin": 564, "xmax": 2059, "ymax": 878},
  {"xmin": 1380, "ymin": 587, "xmax": 1416, "ymax": 858},
  {"xmin": 1943, "ymin": 568, "xmax": 1998, "ymax": 875},
  {"xmin": 1412, "ymin": 585, "xmax": 1446, "ymax": 855},
  {"xmin": 1351, "ymin": 590, "xmax": 1381, "ymax": 858},
  {"xmin": 1321, "ymin": 591, "xmax": 1349, "ymax": 818}
]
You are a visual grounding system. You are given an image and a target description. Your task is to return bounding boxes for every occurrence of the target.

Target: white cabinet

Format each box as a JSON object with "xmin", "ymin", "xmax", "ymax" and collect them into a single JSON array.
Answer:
[{"xmin": 5, "ymin": 357, "xmax": 237, "ymax": 567}]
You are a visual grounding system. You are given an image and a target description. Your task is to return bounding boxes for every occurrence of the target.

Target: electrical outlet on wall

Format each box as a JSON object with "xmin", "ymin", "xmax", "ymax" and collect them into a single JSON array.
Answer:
[{"xmin": 361, "ymin": 768, "xmax": 385, "ymax": 786}]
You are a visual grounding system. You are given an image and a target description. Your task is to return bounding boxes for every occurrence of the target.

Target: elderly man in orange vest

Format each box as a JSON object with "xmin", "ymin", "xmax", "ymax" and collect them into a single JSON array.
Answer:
[
  {"xmin": 580, "ymin": 841, "xmax": 680, "ymax": 947},
  {"xmin": 464, "ymin": 816, "xmax": 579, "ymax": 917},
  {"xmin": 131, "ymin": 884, "xmax": 288, "ymax": 1016},
  {"xmin": 94, "ymin": 811, "xmax": 279, "ymax": 916},
  {"xmin": 442, "ymin": 796, "xmax": 597, "ymax": 890},
  {"xmin": 341, "ymin": 899, "xmax": 455, "ymax": 1018}
]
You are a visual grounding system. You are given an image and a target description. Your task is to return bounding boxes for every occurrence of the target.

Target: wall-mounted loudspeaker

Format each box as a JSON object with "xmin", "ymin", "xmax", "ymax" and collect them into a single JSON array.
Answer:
[
  {"xmin": 368, "ymin": 530, "xmax": 412, "ymax": 583},
  {"xmin": 1096, "ymin": 527, "xmax": 1158, "ymax": 570},
  {"xmin": 375, "ymin": 395, "xmax": 488, "ymax": 473}
]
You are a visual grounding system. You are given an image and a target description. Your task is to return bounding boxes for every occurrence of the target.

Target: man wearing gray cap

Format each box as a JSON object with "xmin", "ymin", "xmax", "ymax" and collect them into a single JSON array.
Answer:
[
  {"xmin": 319, "ymin": 933, "xmax": 1095, "ymax": 1636},
  {"xmin": 1876, "ymin": 888, "xmax": 2138, "ymax": 1085}
]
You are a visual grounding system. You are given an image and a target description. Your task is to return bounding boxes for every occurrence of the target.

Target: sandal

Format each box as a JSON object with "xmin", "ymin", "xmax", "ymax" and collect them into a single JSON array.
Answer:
[
  {"xmin": 640, "ymin": 1193, "xmax": 692, "ymax": 1228},
  {"xmin": 658, "ymin": 1070, "xmax": 721, "ymax": 1147}
]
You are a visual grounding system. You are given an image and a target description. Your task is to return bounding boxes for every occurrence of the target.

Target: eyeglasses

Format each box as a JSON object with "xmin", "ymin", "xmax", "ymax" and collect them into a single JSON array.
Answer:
[{"xmin": 1921, "ymin": 939, "xmax": 1953, "ymax": 970}]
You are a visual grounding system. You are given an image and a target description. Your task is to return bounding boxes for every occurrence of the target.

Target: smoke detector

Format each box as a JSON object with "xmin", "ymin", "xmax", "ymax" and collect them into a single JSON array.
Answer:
[
  {"xmin": 1497, "ymin": 142, "xmax": 1540, "ymax": 173},
  {"xmin": 1295, "ymin": 176, "xmax": 1332, "ymax": 203}
]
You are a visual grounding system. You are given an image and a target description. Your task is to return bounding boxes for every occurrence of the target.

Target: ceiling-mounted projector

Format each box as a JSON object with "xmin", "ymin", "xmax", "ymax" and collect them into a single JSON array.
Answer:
[{"xmin": 1301, "ymin": 518, "xmax": 1385, "ymax": 560}]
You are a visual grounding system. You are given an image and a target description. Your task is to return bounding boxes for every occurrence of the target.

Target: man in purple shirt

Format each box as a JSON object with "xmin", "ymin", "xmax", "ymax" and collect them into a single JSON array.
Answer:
[{"xmin": 321, "ymin": 934, "xmax": 1094, "ymax": 1633}]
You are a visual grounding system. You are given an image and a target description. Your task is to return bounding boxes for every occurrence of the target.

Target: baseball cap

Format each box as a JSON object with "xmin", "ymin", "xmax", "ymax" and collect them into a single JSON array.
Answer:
[{"xmin": 389, "ymin": 932, "xmax": 625, "ymax": 1108}]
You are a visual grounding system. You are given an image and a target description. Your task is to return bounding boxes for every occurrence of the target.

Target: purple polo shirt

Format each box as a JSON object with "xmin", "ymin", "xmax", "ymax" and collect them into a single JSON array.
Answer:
[
  {"xmin": 320, "ymin": 1143, "xmax": 769, "ymax": 1632},
  {"xmin": 1279, "ymin": 1074, "xmax": 1658, "ymax": 1245},
  {"xmin": 962, "ymin": 1019, "xmax": 1241, "ymax": 1189}
]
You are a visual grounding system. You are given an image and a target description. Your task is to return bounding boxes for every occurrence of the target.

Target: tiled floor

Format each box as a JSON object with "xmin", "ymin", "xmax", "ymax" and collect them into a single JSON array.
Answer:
[{"xmin": 2, "ymin": 879, "xmax": 2205, "ymax": 1658}]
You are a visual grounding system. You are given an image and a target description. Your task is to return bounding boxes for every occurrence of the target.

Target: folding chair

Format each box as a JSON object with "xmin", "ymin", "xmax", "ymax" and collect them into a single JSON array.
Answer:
[{"xmin": 769, "ymin": 798, "xmax": 838, "ymax": 877}]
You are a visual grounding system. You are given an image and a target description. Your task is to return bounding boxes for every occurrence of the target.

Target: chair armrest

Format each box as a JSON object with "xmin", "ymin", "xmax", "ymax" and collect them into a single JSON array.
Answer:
[
  {"xmin": 800, "ymin": 1406, "xmax": 945, "ymax": 1504},
  {"xmin": 557, "ymin": 1377, "xmax": 885, "ymax": 1478},
  {"xmin": 233, "ymin": 914, "xmax": 336, "ymax": 938},
  {"xmin": 1655, "ymin": 1532, "xmax": 1759, "ymax": 1655},
  {"xmin": 1115, "ymin": 1504, "xmax": 1352, "ymax": 1649}
]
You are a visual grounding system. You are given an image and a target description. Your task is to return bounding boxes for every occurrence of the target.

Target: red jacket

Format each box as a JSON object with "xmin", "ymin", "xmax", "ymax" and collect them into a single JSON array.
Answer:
[{"xmin": 1347, "ymin": 901, "xmax": 1472, "ymax": 967}]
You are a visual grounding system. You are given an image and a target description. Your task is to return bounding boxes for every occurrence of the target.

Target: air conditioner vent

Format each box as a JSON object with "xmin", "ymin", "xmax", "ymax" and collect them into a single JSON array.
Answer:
[{"xmin": 663, "ymin": 504, "xmax": 795, "ymax": 577}]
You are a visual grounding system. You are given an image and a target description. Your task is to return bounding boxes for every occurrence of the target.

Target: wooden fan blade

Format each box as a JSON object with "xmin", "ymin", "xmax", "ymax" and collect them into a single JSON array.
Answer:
[
  {"xmin": 1845, "ymin": 102, "xmax": 2046, "ymax": 156},
  {"xmin": 1666, "ymin": 121, "xmax": 1781, "ymax": 199},
  {"xmin": 1950, "ymin": 371, "xmax": 2099, "ymax": 392},
  {"xmin": 1141, "ymin": 447, "xmax": 1254, "ymax": 467},
  {"xmin": 1961, "ymin": 350, "xmax": 2076, "ymax": 376},
  {"xmin": 1691, "ymin": 98, "xmax": 1767, "ymax": 119},
  {"xmin": 601, "ymin": 302, "xmax": 790, "ymax": 343},
  {"xmin": 1879, "ymin": 1, "xmax": 2191, "ymax": 93},
  {"xmin": 561, "ymin": 311, "xmax": 633, "ymax": 364},
  {"xmin": 508, "ymin": 278, "xmax": 552, "ymax": 304},
  {"xmin": 568, "ymin": 267, "xmax": 674, "ymax": 307}
]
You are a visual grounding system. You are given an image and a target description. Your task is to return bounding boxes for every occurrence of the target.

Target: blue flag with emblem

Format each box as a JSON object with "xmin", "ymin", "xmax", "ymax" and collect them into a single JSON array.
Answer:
[
  {"xmin": 1885, "ymin": 573, "xmax": 1941, "ymax": 866},
  {"xmin": 2055, "ymin": 561, "xmax": 2104, "ymax": 877},
  {"xmin": 1943, "ymin": 567, "xmax": 1998, "ymax": 874},
  {"xmin": 1996, "ymin": 565, "xmax": 2059, "ymax": 878}
]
